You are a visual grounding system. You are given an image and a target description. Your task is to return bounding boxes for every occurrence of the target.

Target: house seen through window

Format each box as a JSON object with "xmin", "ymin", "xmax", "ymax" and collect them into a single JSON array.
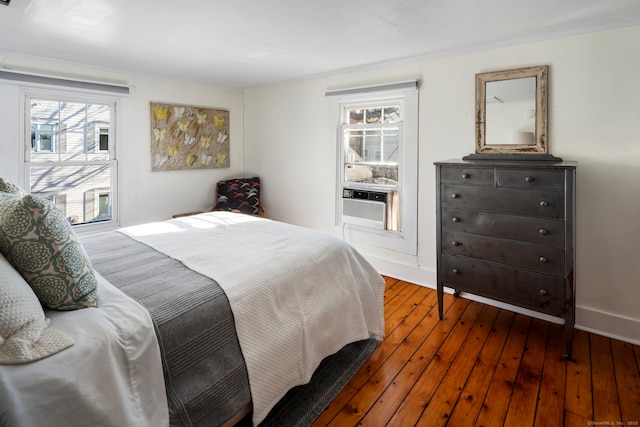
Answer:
[
  {"xmin": 26, "ymin": 96, "xmax": 116, "ymax": 227},
  {"xmin": 343, "ymin": 104, "xmax": 401, "ymax": 187}
]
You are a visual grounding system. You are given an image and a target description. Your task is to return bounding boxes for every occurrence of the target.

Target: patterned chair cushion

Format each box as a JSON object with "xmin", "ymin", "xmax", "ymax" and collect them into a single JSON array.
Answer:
[
  {"xmin": 0, "ymin": 253, "xmax": 74, "ymax": 364},
  {"xmin": 0, "ymin": 193, "xmax": 97, "ymax": 310},
  {"xmin": 214, "ymin": 177, "xmax": 262, "ymax": 216},
  {"xmin": 0, "ymin": 178, "xmax": 27, "ymax": 196}
]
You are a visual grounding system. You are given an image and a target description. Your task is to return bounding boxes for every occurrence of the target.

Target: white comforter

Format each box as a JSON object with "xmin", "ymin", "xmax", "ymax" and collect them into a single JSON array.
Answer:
[
  {"xmin": 0, "ymin": 272, "xmax": 169, "ymax": 427},
  {"xmin": 120, "ymin": 212, "xmax": 385, "ymax": 425}
]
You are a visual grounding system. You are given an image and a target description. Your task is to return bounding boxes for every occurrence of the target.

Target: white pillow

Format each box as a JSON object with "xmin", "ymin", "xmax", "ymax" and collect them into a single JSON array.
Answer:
[{"xmin": 0, "ymin": 253, "xmax": 74, "ymax": 364}]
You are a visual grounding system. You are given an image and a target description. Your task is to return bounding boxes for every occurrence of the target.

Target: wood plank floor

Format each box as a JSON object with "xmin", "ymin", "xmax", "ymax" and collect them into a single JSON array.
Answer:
[{"xmin": 312, "ymin": 277, "xmax": 640, "ymax": 427}]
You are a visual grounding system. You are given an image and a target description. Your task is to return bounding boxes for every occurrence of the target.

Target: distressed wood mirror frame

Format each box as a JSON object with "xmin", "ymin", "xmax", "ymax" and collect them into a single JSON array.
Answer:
[{"xmin": 474, "ymin": 65, "xmax": 549, "ymax": 157}]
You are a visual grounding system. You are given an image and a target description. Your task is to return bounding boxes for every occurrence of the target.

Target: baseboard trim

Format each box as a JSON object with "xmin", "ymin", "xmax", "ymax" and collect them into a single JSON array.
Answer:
[
  {"xmin": 364, "ymin": 255, "xmax": 435, "ymax": 290},
  {"xmin": 575, "ymin": 306, "xmax": 640, "ymax": 346},
  {"xmin": 364, "ymin": 254, "xmax": 640, "ymax": 347}
]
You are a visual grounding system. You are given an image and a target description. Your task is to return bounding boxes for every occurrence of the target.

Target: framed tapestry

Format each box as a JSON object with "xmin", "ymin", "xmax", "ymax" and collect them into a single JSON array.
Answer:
[{"xmin": 150, "ymin": 102, "xmax": 230, "ymax": 171}]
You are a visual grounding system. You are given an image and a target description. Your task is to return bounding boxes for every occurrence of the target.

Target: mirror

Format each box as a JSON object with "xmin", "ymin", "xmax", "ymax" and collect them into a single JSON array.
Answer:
[{"xmin": 475, "ymin": 65, "xmax": 548, "ymax": 155}]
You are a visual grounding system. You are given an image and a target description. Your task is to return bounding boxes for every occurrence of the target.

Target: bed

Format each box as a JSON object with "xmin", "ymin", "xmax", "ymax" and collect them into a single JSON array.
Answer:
[{"xmin": 0, "ymin": 209, "xmax": 385, "ymax": 427}]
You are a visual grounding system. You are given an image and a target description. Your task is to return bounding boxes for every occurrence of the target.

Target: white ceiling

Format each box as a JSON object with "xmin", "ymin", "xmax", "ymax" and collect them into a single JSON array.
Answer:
[{"xmin": 1, "ymin": 0, "xmax": 639, "ymax": 89}]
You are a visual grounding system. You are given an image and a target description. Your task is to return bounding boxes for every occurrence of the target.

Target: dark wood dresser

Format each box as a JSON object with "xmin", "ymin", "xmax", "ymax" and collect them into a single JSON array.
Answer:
[{"xmin": 435, "ymin": 158, "xmax": 577, "ymax": 358}]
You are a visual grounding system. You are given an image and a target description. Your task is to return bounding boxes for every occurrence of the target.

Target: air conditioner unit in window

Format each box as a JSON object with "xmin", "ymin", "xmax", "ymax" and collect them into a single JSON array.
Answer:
[{"xmin": 341, "ymin": 188, "xmax": 388, "ymax": 229}]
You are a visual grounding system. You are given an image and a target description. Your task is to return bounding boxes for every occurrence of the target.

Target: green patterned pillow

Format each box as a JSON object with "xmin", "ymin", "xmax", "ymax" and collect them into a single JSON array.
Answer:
[
  {"xmin": 0, "ymin": 178, "xmax": 27, "ymax": 196},
  {"xmin": 0, "ymin": 193, "xmax": 97, "ymax": 310}
]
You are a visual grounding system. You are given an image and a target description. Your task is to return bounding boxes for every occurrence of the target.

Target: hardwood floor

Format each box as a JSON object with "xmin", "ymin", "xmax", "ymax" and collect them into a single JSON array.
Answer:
[{"xmin": 312, "ymin": 277, "xmax": 640, "ymax": 427}]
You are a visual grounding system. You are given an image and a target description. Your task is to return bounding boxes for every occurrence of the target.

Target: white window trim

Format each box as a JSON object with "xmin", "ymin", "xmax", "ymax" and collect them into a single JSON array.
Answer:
[
  {"xmin": 19, "ymin": 86, "xmax": 122, "ymax": 233},
  {"xmin": 327, "ymin": 82, "xmax": 419, "ymax": 256}
]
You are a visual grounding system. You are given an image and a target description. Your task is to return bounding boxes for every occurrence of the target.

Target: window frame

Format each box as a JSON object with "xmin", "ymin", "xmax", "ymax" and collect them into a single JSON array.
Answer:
[
  {"xmin": 20, "ymin": 87, "xmax": 120, "ymax": 232},
  {"xmin": 328, "ymin": 82, "xmax": 419, "ymax": 256}
]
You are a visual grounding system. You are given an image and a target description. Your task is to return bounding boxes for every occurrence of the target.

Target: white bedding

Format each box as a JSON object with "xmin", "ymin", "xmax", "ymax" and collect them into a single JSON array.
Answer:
[
  {"xmin": 0, "ymin": 272, "xmax": 169, "ymax": 427},
  {"xmin": 120, "ymin": 211, "xmax": 386, "ymax": 425},
  {"xmin": 1, "ymin": 212, "xmax": 384, "ymax": 427}
]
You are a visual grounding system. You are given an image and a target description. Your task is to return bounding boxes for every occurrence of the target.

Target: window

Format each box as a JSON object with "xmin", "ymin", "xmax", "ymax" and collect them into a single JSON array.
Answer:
[
  {"xmin": 98, "ymin": 127, "xmax": 109, "ymax": 151},
  {"xmin": 31, "ymin": 123, "xmax": 56, "ymax": 152},
  {"xmin": 328, "ymin": 81, "xmax": 418, "ymax": 255},
  {"xmin": 82, "ymin": 188, "xmax": 111, "ymax": 224},
  {"xmin": 88, "ymin": 121, "xmax": 110, "ymax": 152},
  {"xmin": 25, "ymin": 93, "xmax": 118, "ymax": 228},
  {"xmin": 98, "ymin": 193, "xmax": 110, "ymax": 216}
]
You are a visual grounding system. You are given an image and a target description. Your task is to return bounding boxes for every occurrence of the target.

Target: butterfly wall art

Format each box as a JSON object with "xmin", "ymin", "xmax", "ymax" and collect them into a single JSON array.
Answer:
[{"xmin": 150, "ymin": 102, "xmax": 230, "ymax": 171}]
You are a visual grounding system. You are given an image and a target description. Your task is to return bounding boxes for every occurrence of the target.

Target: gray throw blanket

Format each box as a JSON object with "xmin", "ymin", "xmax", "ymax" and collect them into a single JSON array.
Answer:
[{"xmin": 82, "ymin": 231, "xmax": 251, "ymax": 426}]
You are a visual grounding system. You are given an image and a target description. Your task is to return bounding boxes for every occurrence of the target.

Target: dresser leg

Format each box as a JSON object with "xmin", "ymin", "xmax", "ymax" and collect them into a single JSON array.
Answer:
[
  {"xmin": 453, "ymin": 290, "xmax": 460, "ymax": 297},
  {"xmin": 437, "ymin": 286, "xmax": 444, "ymax": 320},
  {"xmin": 562, "ymin": 323, "xmax": 575, "ymax": 361}
]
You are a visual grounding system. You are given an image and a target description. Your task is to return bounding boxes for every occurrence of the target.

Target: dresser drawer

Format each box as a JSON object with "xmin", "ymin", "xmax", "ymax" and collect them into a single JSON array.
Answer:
[
  {"xmin": 440, "ymin": 166, "xmax": 494, "ymax": 186},
  {"xmin": 497, "ymin": 168, "xmax": 565, "ymax": 190},
  {"xmin": 441, "ymin": 207, "xmax": 565, "ymax": 247},
  {"xmin": 441, "ymin": 254, "xmax": 565, "ymax": 316},
  {"xmin": 442, "ymin": 230, "xmax": 565, "ymax": 276},
  {"xmin": 441, "ymin": 184, "xmax": 564, "ymax": 218}
]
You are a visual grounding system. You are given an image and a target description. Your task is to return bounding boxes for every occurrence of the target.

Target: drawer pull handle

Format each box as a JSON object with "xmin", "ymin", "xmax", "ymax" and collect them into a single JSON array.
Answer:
[
  {"xmin": 452, "ymin": 268, "xmax": 460, "ymax": 275},
  {"xmin": 539, "ymin": 289, "xmax": 548, "ymax": 296},
  {"xmin": 452, "ymin": 217, "xmax": 460, "ymax": 223},
  {"xmin": 525, "ymin": 176, "xmax": 535, "ymax": 183},
  {"xmin": 452, "ymin": 241, "xmax": 461, "ymax": 246},
  {"xmin": 451, "ymin": 193, "xmax": 460, "ymax": 199},
  {"xmin": 539, "ymin": 256, "xmax": 548, "ymax": 263},
  {"xmin": 539, "ymin": 200, "xmax": 549, "ymax": 207},
  {"xmin": 538, "ymin": 228, "xmax": 548, "ymax": 235},
  {"xmin": 461, "ymin": 173, "xmax": 470, "ymax": 179}
]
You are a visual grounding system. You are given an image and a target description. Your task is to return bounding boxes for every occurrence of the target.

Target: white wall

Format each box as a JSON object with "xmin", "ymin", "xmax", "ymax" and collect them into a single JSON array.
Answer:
[
  {"xmin": 0, "ymin": 66, "xmax": 245, "ymax": 227},
  {"xmin": 123, "ymin": 78, "xmax": 244, "ymax": 224},
  {"xmin": 243, "ymin": 25, "xmax": 640, "ymax": 344},
  {"xmin": 243, "ymin": 79, "xmax": 334, "ymax": 230}
]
